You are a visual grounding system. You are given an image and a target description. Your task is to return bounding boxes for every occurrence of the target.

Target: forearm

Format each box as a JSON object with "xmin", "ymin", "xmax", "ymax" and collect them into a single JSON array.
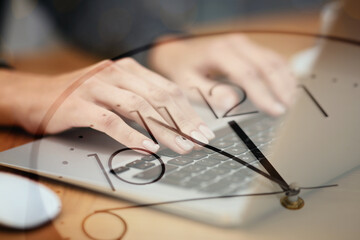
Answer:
[
  {"xmin": 0, "ymin": 69, "xmax": 54, "ymax": 130},
  {"xmin": 0, "ymin": 69, "xmax": 20, "ymax": 126}
]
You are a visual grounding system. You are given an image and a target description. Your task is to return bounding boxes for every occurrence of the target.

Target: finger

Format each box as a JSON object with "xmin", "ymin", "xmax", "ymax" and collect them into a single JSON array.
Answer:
[
  {"xmin": 211, "ymin": 48, "xmax": 286, "ymax": 116},
  {"xmin": 68, "ymin": 101, "xmax": 160, "ymax": 154},
  {"xmin": 262, "ymin": 50, "xmax": 297, "ymax": 105},
  {"xmin": 247, "ymin": 48, "xmax": 296, "ymax": 106},
  {"xmin": 112, "ymin": 59, "xmax": 213, "ymax": 145},
  {"xmin": 86, "ymin": 80, "xmax": 196, "ymax": 154},
  {"xmin": 238, "ymin": 75, "xmax": 286, "ymax": 116},
  {"xmin": 178, "ymin": 70, "xmax": 240, "ymax": 113},
  {"xmin": 229, "ymin": 37, "xmax": 297, "ymax": 106},
  {"xmin": 154, "ymin": 80, "xmax": 216, "ymax": 141}
]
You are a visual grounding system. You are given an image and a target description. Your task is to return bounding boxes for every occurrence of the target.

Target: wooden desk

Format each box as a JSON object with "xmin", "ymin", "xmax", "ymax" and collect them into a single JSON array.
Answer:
[{"xmin": 3, "ymin": 11, "xmax": 359, "ymax": 240}]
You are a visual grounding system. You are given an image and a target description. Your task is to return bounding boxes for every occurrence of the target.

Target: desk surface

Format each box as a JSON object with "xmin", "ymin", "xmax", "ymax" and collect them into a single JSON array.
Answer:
[{"xmin": 1, "ymin": 11, "xmax": 360, "ymax": 240}]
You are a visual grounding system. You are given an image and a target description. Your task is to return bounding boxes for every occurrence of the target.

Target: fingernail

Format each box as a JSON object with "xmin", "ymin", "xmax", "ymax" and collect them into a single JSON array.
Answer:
[
  {"xmin": 142, "ymin": 140, "xmax": 160, "ymax": 153},
  {"xmin": 273, "ymin": 103, "xmax": 286, "ymax": 115},
  {"xmin": 175, "ymin": 136, "xmax": 194, "ymax": 151},
  {"xmin": 199, "ymin": 124, "xmax": 215, "ymax": 140},
  {"xmin": 191, "ymin": 131, "xmax": 209, "ymax": 145}
]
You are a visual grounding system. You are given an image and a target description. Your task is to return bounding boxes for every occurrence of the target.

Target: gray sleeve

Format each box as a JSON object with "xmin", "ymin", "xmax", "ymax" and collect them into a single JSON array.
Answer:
[
  {"xmin": 0, "ymin": 0, "xmax": 10, "ymax": 57},
  {"xmin": 38, "ymin": 0, "xmax": 184, "ymax": 64},
  {"xmin": 0, "ymin": 59, "xmax": 13, "ymax": 69}
]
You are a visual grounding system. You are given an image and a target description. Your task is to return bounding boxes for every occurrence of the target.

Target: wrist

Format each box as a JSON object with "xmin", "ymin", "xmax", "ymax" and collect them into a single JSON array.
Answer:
[
  {"xmin": 0, "ymin": 70, "xmax": 21, "ymax": 125},
  {"xmin": 0, "ymin": 70, "xmax": 51, "ymax": 131},
  {"xmin": 148, "ymin": 35, "xmax": 186, "ymax": 78}
]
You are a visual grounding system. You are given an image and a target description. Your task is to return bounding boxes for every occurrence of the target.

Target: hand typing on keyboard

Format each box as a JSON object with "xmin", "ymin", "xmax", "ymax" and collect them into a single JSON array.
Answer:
[
  {"xmin": 150, "ymin": 34, "xmax": 297, "ymax": 116},
  {"xmin": 122, "ymin": 115, "xmax": 279, "ymax": 195},
  {"xmin": 0, "ymin": 34, "xmax": 293, "ymax": 156},
  {"xmin": 0, "ymin": 58, "xmax": 214, "ymax": 154}
]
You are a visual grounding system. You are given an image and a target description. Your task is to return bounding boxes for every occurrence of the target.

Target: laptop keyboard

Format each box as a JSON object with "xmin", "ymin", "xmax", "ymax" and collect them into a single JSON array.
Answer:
[{"xmin": 116, "ymin": 115, "xmax": 280, "ymax": 195}]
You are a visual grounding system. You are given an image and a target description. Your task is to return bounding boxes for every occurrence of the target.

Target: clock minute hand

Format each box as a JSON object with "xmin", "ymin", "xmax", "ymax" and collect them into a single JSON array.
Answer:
[{"xmin": 228, "ymin": 120, "xmax": 290, "ymax": 191}]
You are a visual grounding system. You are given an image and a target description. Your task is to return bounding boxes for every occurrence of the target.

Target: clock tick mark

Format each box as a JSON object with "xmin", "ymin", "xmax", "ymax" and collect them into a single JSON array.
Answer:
[
  {"xmin": 298, "ymin": 84, "xmax": 328, "ymax": 117},
  {"xmin": 62, "ymin": 161, "xmax": 68, "ymax": 165},
  {"xmin": 70, "ymin": 147, "xmax": 74, "ymax": 151}
]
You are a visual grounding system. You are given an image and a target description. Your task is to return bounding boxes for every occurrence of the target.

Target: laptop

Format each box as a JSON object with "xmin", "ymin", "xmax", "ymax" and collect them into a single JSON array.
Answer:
[{"xmin": 1, "ymin": 1, "xmax": 359, "ymax": 226}]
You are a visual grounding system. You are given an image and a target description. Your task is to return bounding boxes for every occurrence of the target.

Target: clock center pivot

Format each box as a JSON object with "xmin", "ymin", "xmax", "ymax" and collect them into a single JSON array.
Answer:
[{"xmin": 280, "ymin": 183, "xmax": 304, "ymax": 210}]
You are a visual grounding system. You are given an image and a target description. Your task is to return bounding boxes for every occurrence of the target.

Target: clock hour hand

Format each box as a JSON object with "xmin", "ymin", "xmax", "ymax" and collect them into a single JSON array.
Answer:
[
  {"xmin": 148, "ymin": 117, "xmax": 290, "ymax": 190},
  {"xmin": 228, "ymin": 120, "xmax": 290, "ymax": 191}
]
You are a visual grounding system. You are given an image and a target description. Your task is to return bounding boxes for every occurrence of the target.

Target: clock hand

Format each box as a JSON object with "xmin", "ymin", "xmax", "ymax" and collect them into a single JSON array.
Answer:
[
  {"xmin": 299, "ymin": 184, "xmax": 338, "ymax": 190},
  {"xmin": 82, "ymin": 190, "xmax": 286, "ymax": 240},
  {"xmin": 148, "ymin": 117, "xmax": 290, "ymax": 190},
  {"xmin": 228, "ymin": 120, "xmax": 290, "ymax": 191},
  {"xmin": 82, "ymin": 183, "xmax": 338, "ymax": 239},
  {"xmin": 94, "ymin": 190, "xmax": 287, "ymax": 213}
]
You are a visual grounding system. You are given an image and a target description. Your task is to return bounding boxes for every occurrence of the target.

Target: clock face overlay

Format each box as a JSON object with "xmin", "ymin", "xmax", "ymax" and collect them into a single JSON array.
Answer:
[{"xmin": 1, "ymin": 30, "xmax": 358, "ymax": 239}]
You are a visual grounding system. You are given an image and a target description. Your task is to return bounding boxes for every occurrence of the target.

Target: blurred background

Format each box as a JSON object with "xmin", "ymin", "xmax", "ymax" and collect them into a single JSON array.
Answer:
[{"xmin": 0, "ymin": 0, "xmax": 333, "ymax": 60}]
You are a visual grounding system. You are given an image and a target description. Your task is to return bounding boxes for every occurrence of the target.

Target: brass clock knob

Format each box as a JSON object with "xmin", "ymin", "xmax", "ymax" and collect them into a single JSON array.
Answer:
[{"xmin": 281, "ymin": 183, "xmax": 305, "ymax": 210}]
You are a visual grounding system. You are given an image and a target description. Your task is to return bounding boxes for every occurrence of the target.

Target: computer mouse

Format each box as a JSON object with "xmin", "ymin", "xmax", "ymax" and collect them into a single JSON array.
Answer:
[{"xmin": 0, "ymin": 172, "xmax": 61, "ymax": 229}]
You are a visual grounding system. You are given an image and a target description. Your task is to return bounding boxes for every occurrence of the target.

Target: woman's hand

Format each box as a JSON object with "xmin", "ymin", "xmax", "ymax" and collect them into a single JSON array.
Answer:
[
  {"xmin": 0, "ymin": 58, "xmax": 215, "ymax": 154},
  {"xmin": 149, "ymin": 34, "xmax": 297, "ymax": 116}
]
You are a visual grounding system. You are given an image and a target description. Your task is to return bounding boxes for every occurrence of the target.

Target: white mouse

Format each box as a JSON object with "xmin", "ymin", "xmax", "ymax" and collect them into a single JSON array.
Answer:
[{"xmin": 0, "ymin": 172, "xmax": 61, "ymax": 229}]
